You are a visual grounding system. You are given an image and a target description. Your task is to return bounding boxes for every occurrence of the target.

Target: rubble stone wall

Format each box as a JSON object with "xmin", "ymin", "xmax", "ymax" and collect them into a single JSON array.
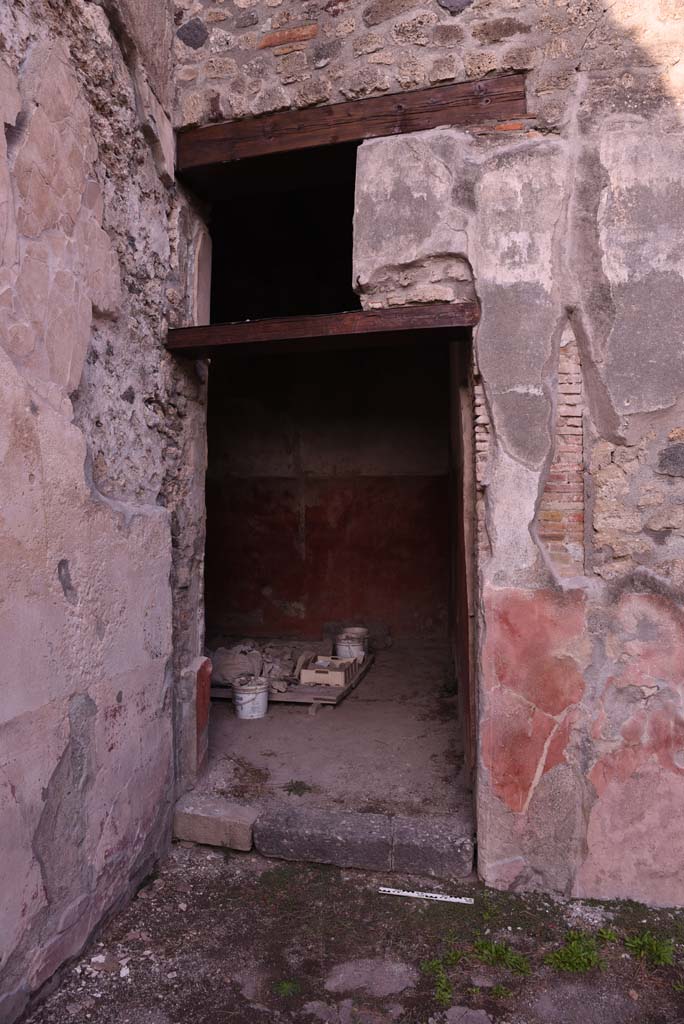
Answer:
[
  {"xmin": 0, "ymin": 2, "xmax": 206, "ymax": 1020},
  {"xmin": 348, "ymin": 2, "xmax": 684, "ymax": 906}
]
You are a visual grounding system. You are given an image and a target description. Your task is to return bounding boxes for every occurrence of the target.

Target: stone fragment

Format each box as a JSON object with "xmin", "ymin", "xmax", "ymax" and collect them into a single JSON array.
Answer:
[
  {"xmin": 657, "ymin": 443, "xmax": 684, "ymax": 476},
  {"xmin": 432, "ymin": 23, "xmax": 464, "ymax": 45},
  {"xmin": 340, "ymin": 66, "xmax": 390, "ymax": 98},
  {"xmin": 173, "ymin": 793, "xmax": 258, "ymax": 851},
  {"xmin": 254, "ymin": 807, "xmax": 392, "ymax": 870},
  {"xmin": 391, "ymin": 12, "xmax": 437, "ymax": 45},
  {"xmin": 392, "ymin": 814, "xmax": 474, "ymax": 878},
  {"xmin": 445, "ymin": 1009, "xmax": 492, "ymax": 1024},
  {"xmin": 436, "ymin": 0, "xmax": 474, "ymax": 12},
  {"xmin": 464, "ymin": 52, "xmax": 497, "ymax": 78},
  {"xmin": 206, "ymin": 56, "xmax": 239, "ymax": 79},
  {"xmin": 429, "ymin": 56, "xmax": 459, "ymax": 83},
  {"xmin": 295, "ymin": 78, "xmax": 332, "ymax": 107},
  {"xmin": 362, "ymin": 0, "xmax": 420, "ymax": 28},
  {"xmin": 312, "ymin": 40, "xmax": 342, "ymax": 68},
  {"xmin": 235, "ymin": 11, "xmax": 259, "ymax": 28},
  {"xmin": 324, "ymin": 958, "xmax": 418, "ymax": 997},
  {"xmin": 395, "ymin": 55, "xmax": 425, "ymax": 89},
  {"xmin": 176, "ymin": 18, "xmax": 209, "ymax": 49},
  {"xmin": 472, "ymin": 18, "xmax": 530, "ymax": 44},
  {"xmin": 353, "ymin": 33, "xmax": 384, "ymax": 56},
  {"xmin": 278, "ymin": 50, "xmax": 310, "ymax": 85}
]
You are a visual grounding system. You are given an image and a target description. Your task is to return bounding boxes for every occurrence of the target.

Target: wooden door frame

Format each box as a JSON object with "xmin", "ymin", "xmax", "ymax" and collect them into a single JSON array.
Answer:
[{"xmin": 449, "ymin": 342, "xmax": 477, "ymax": 787}]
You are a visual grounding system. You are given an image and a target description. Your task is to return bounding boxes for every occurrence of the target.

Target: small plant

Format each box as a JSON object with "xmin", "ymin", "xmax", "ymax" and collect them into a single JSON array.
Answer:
[
  {"xmin": 672, "ymin": 980, "xmax": 684, "ymax": 993},
  {"xmin": 442, "ymin": 949, "xmax": 464, "ymax": 967},
  {"xmin": 481, "ymin": 892, "xmax": 497, "ymax": 925},
  {"xmin": 274, "ymin": 979, "xmax": 300, "ymax": 997},
  {"xmin": 625, "ymin": 931, "xmax": 674, "ymax": 966},
  {"xmin": 598, "ymin": 927, "xmax": 619, "ymax": 944},
  {"xmin": 421, "ymin": 958, "xmax": 453, "ymax": 1007},
  {"xmin": 473, "ymin": 940, "xmax": 530, "ymax": 976},
  {"xmin": 545, "ymin": 931, "xmax": 601, "ymax": 973},
  {"xmin": 491, "ymin": 984, "xmax": 512, "ymax": 998},
  {"xmin": 283, "ymin": 779, "xmax": 313, "ymax": 796}
]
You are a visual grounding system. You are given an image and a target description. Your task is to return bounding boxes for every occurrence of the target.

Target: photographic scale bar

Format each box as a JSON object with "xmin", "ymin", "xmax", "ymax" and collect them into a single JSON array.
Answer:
[{"xmin": 378, "ymin": 887, "xmax": 475, "ymax": 905}]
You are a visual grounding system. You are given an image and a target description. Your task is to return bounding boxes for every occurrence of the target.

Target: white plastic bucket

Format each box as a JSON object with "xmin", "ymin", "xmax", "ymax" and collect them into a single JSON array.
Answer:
[
  {"xmin": 335, "ymin": 628, "xmax": 369, "ymax": 661},
  {"xmin": 232, "ymin": 677, "xmax": 269, "ymax": 719}
]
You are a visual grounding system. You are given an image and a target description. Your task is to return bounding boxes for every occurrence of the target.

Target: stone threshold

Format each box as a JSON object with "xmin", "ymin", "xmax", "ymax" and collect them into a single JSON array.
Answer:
[{"xmin": 173, "ymin": 793, "xmax": 474, "ymax": 879}]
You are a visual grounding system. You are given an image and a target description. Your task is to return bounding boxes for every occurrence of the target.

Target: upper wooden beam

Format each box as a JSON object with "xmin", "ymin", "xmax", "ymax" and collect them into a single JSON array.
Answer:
[
  {"xmin": 166, "ymin": 303, "xmax": 479, "ymax": 357},
  {"xmin": 177, "ymin": 73, "xmax": 527, "ymax": 171}
]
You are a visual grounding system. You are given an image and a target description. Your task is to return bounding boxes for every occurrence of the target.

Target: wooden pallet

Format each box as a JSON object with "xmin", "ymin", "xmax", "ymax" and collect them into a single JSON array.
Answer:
[{"xmin": 211, "ymin": 655, "xmax": 374, "ymax": 707}]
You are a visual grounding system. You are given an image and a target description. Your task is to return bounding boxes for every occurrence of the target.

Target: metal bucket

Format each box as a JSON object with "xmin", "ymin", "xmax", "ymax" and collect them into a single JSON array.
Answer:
[
  {"xmin": 232, "ymin": 676, "xmax": 269, "ymax": 719},
  {"xmin": 335, "ymin": 627, "xmax": 369, "ymax": 661}
]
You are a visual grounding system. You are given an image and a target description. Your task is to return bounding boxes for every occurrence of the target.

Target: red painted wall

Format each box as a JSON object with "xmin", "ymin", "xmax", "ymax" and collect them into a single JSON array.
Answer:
[{"xmin": 205, "ymin": 343, "xmax": 451, "ymax": 642}]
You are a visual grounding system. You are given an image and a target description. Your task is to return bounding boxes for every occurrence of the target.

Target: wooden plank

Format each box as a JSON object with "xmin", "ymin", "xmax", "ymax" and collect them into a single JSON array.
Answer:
[
  {"xmin": 270, "ymin": 655, "xmax": 375, "ymax": 704},
  {"xmin": 177, "ymin": 73, "xmax": 527, "ymax": 170},
  {"xmin": 211, "ymin": 656, "xmax": 375, "ymax": 706},
  {"xmin": 166, "ymin": 303, "xmax": 479, "ymax": 355}
]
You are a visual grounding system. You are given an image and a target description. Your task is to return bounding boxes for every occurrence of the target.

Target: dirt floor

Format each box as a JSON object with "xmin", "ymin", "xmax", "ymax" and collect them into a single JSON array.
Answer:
[
  {"xmin": 25, "ymin": 845, "xmax": 684, "ymax": 1024},
  {"xmin": 202, "ymin": 644, "xmax": 471, "ymax": 819}
]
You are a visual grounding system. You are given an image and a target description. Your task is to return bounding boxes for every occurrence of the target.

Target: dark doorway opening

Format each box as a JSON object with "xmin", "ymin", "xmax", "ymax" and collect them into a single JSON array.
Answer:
[
  {"xmin": 200, "ymin": 332, "xmax": 475, "ymax": 873},
  {"xmin": 205, "ymin": 340, "xmax": 452, "ymax": 643},
  {"xmin": 209, "ymin": 143, "xmax": 361, "ymax": 324}
]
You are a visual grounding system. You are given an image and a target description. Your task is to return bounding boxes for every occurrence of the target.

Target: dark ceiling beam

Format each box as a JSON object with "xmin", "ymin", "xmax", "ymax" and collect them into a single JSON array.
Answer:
[
  {"xmin": 166, "ymin": 302, "xmax": 480, "ymax": 357},
  {"xmin": 177, "ymin": 73, "xmax": 527, "ymax": 172}
]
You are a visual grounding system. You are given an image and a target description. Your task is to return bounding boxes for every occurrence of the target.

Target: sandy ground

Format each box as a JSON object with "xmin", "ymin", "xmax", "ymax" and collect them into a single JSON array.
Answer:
[
  {"xmin": 24, "ymin": 845, "xmax": 684, "ymax": 1024},
  {"xmin": 203, "ymin": 644, "xmax": 471, "ymax": 819}
]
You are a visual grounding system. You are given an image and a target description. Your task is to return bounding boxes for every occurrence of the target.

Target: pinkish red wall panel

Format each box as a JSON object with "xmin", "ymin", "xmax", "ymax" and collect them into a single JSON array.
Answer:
[{"xmin": 206, "ymin": 475, "xmax": 450, "ymax": 639}]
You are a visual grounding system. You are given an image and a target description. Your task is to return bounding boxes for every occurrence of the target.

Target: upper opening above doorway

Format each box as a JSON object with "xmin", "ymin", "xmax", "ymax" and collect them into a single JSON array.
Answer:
[{"xmin": 209, "ymin": 142, "xmax": 361, "ymax": 324}]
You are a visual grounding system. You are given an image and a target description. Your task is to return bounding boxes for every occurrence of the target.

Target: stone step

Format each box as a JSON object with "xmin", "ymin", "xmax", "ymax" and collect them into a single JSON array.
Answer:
[
  {"xmin": 254, "ymin": 805, "xmax": 474, "ymax": 879},
  {"xmin": 173, "ymin": 794, "xmax": 474, "ymax": 879},
  {"xmin": 173, "ymin": 793, "xmax": 258, "ymax": 852}
]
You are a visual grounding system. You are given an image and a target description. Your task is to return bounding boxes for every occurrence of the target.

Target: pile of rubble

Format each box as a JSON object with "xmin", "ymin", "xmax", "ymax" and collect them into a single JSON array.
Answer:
[{"xmin": 209, "ymin": 638, "xmax": 333, "ymax": 694}]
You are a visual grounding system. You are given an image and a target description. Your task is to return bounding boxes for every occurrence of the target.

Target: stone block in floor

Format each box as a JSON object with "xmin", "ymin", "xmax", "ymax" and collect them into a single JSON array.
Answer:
[
  {"xmin": 392, "ymin": 812, "xmax": 474, "ymax": 878},
  {"xmin": 254, "ymin": 806, "xmax": 392, "ymax": 871},
  {"xmin": 173, "ymin": 793, "xmax": 258, "ymax": 851}
]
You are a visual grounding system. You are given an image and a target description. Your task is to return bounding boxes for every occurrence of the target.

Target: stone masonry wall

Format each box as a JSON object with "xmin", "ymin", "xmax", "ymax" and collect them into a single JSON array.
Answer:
[
  {"xmin": 349, "ymin": 0, "xmax": 684, "ymax": 907},
  {"xmin": 0, "ymin": 2, "xmax": 206, "ymax": 1020},
  {"xmin": 170, "ymin": 0, "xmax": 684, "ymax": 906}
]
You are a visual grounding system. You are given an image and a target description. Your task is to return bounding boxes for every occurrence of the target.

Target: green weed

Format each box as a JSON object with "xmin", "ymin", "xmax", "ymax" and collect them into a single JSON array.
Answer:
[
  {"xmin": 473, "ymin": 939, "xmax": 530, "ymax": 975},
  {"xmin": 545, "ymin": 931, "xmax": 601, "ymax": 973},
  {"xmin": 625, "ymin": 931, "xmax": 674, "ymax": 966},
  {"xmin": 274, "ymin": 979, "xmax": 300, "ymax": 997},
  {"xmin": 597, "ymin": 927, "xmax": 619, "ymax": 944},
  {"xmin": 421, "ymin": 958, "xmax": 453, "ymax": 1007},
  {"xmin": 490, "ymin": 984, "xmax": 512, "ymax": 998},
  {"xmin": 283, "ymin": 780, "xmax": 313, "ymax": 796}
]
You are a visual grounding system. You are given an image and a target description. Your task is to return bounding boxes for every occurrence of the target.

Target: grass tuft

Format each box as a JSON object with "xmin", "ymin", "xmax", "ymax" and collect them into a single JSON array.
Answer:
[
  {"xmin": 473, "ymin": 939, "xmax": 530, "ymax": 975},
  {"xmin": 625, "ymin": 931, "xmax": 674, "ymax": 966},
  {"xmin": 545, "ymin": 931, "xmax": 601, "ymax": 973}
]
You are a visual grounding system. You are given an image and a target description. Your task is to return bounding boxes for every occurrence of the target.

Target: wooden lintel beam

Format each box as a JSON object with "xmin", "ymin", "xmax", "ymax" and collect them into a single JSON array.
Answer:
[
  {"xmin": 166, "ymin": 303, "xmax": 479, "ymax": 356},
  {"xmin": 177, "ymin": 73, "xmax": 527, "ymax": 171}
]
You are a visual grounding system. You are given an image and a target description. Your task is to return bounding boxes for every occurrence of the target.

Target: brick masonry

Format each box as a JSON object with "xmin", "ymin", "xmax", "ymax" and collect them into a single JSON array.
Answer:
[
  {"xmin": 537, "ymin": 335, "xmax": 585, "ymax": 577},
  {"xmin": 472, "ymin": 337, "xmax": 586, "ymax": 580}
]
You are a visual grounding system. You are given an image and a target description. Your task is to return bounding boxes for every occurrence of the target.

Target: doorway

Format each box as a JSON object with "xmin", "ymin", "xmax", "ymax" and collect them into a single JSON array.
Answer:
[{"xmin": 198, "ymin": 331, "xmax": 475, "ymax": 870}]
